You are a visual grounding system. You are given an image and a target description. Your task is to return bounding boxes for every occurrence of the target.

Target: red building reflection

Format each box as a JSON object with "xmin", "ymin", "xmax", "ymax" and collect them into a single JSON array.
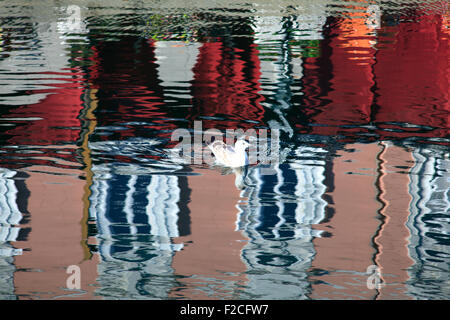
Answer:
[
  {"xmin": 1, "ymin": 8, "xmax": 446, "ymax": 167},
  {"xmin": 300, "ymin": 10, "xmax": 449, "ymax": 143},
  {"xmin": 0, "ymin": 70, "xmax": 85, "ymax": 169},
  {"xmin": 302, "ymin": 12, "xmax": 376, "ymax": 137},
  {"xmin": 87, "ymin": 38, "xmax": 168, "ymax": 139},
  {"xmin": 5, "ymin": 79, "xmax": 84, "ymax": 145},
  {"xmin": 374, "ymin": 13, "xmax": 449, "ymax": 140},
  {"xmin": 190, "ymin": 40, "xmax": 265, "ymax": 131}
]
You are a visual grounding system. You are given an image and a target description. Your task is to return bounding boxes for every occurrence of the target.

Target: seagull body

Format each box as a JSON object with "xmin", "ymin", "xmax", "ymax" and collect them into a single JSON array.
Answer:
[{"xmin": 207, "ymin": 139, "xmax": 249, "ymax": 168}]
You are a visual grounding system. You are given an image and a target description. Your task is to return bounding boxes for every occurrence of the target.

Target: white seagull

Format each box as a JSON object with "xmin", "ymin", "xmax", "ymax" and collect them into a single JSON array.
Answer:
[{"xmin": 207, "ymin": 139, "xmax": 250, "ymax": 168}]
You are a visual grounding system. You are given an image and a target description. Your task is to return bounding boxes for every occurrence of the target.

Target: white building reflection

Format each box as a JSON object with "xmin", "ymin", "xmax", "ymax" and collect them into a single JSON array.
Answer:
[
  {"xmin": 406, "ymin": 147, "xmax": 450, "ymax": 299},
  {"xmin": 88, "ymin": 163, "xmax": 186, "ymax": 298},
  {"xmin": 252, "ymin": 2, "xmax": 327, "ymax": 138},
  {"xmin": 154, "ymin": 41, "xmax": 201, "ymax": 104},
  {"xmin": 0, "ymin": 1, "xmax": 88, "ymax": 106},
  {"xmin": 0, "ymin": 168, "xmax": 24, "ymax": 300},
  {"xmin": 0, "ymin": 168, "xmax": 23, "ymax": 256},
  {"xmin": 237, "ymin": 146, "xmax": 327, "ymax": 298}
]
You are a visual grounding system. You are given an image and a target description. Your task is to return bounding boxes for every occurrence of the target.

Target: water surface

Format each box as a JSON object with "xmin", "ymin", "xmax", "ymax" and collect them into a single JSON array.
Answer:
[{"xmin": 0, "ymin": 0, "xmax": 449, "ymax": 300}]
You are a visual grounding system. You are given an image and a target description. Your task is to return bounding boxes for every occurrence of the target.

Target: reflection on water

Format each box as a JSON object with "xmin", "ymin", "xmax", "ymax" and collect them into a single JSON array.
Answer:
[{"xmin": 0, "ymin": 1, "xmax": 449, "ymax": 299}]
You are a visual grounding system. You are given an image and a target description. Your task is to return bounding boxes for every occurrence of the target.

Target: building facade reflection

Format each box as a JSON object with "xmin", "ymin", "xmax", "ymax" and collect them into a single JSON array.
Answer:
[
  {"xmin": 238, "ymin": 148, "xmax": 328, "ymax": 299},
  {"xmin": 0, "ymin": 1, "xmax": 448, "ymax": 299},
  {"xmin": 406, "ymin": 147, "xmax": 450, "ymax": 299},
  {"xmin": 88, "ymin": 164, "xmax": 187, "ymax": 298},
  {"xmin": 0, "ymin": 168, "xmax": 24, "ymax": 300}
]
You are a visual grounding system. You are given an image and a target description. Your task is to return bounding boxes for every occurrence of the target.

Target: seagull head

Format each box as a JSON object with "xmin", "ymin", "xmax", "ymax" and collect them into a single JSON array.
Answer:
[{"xmin": 235, "ymin": 139, "xmax": 250, "ymax": 151}]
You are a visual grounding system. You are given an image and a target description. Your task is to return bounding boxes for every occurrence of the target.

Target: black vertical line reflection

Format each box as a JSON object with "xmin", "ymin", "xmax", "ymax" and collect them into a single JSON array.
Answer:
[
  {"xmin": 371, "ymin": 141, "xmax": 389, "ymax": 300},
  {"xmin": 176, "ymin": 173, "xmax": 192, "ymax": 237}
]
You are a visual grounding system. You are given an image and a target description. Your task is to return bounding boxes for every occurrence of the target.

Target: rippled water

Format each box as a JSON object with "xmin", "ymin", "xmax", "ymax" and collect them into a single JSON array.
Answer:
[{"xmin": 0, "ymin": 0, "xmax": 449, "ymax": 300}]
